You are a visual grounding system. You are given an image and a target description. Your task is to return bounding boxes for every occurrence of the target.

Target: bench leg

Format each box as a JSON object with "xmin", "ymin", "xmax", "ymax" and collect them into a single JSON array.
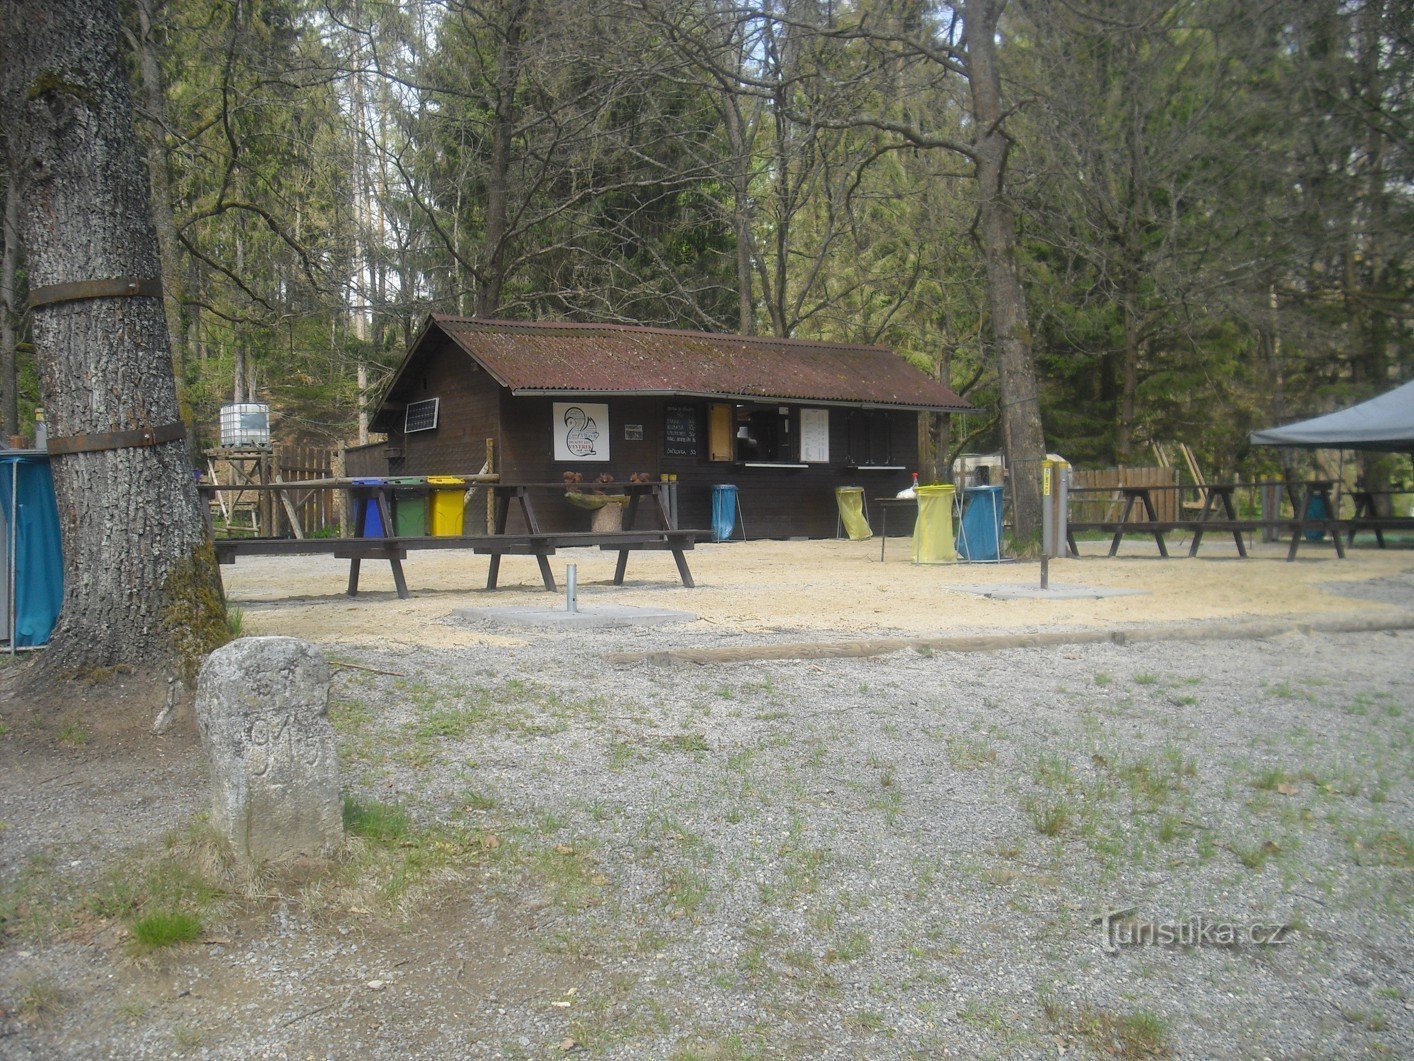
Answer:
[
  {"xmin": 1141, "ymin": 494, "xmax": 1168, "ymax": 558},
  {"xmin": 389, "ymin": 556, "xmax": 410, "ymax": 600},
  {"xmin": 1286, "ymin": 529, "xmax": 1301, "ymax": 561},
  {"xmin": 1107, "ymin": 495, "xmax": 1134, "ymax": 557},
  {"xmin": 486, "ymin": 555, "xmax": 501, "ymax": 590},
  {"xmin": 347, "ymin": 558, "xmax": 361, "ymax": 597},
  {"xmin": 672, "ymin": 548, "xmax": 695, "ymax": 588},
  {"xmin": 536, "ymin": 553, "xmax": 557, "ymax": 591},
  {"xmin": 1187, "ymin": 528, "xmax": 1205, "ymax": 558},
  {"xmin": 1066, "ymin": 529, "xmax": 1078, "ymax": 557},
  {"xmin": 613, "ymin": 549, "xmax": 630, "ymax": 585}
]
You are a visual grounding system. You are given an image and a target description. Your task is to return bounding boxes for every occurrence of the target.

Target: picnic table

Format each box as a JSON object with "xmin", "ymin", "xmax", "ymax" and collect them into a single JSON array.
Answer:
[
  {"xmin": 208, "ymin": 478, "xmax": 702, "ymax": 598},
  {"xmin": 873, "ymin": 497, "xmax": 918, "ymax": 561},
  {"xmin": 1066, "ymin": 481, "xmax": 1349, "ymax": 561},
  {"xmin": 1347, "ymin": 489, "xmax": 1414, "ymax": 548}
]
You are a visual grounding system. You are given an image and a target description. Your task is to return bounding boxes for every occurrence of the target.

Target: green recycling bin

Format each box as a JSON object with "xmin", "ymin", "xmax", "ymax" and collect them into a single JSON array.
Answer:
[{"xmin": 391, "ymin": 477, "xmax": 427, "ymax": 536}]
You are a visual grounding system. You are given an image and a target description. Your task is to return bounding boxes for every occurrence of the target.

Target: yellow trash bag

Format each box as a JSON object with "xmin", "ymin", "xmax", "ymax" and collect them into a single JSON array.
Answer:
[
  {"xmin": 912, "ymin": 484, "xmax": 957, "ymax": 564},
  {"xmin": 835, "ymin": 486, "xmax": 872, "ymax": 541}
]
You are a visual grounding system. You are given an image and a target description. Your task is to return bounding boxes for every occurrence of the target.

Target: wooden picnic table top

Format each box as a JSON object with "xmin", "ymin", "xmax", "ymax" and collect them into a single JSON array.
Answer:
[{"xmin": 199, "ymin": 474, "xmax": 501, "ymax": 490}]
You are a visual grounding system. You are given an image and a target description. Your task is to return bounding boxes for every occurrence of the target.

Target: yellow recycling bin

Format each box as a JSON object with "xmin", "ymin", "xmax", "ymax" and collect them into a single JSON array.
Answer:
[
  {"xmin": 834, "ymin": 486, "xmax": 872, "ymax": 541},
  {"xmin": 912, "ymin": 484, "xmax": 957, "ymax": 564},
  {"xmin": 427, "ymin": 476, "xmax": 467, "ymax": 536}
]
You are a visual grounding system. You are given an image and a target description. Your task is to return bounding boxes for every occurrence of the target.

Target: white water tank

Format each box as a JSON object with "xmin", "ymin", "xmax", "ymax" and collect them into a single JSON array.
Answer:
[{"xmin": 219, "ymin": 403, "xmax": 271, "ymax": 447}]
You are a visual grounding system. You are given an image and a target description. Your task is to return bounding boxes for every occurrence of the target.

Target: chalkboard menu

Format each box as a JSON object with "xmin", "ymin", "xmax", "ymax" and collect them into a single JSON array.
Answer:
[{"xmin": 663, "ymin": 403, "xmax": 699, "ymax": 459}]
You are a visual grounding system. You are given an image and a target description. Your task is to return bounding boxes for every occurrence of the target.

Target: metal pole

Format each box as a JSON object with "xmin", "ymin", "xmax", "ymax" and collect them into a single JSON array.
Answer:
[
  {"xmin": 566, "ymin": 563, "xmax": 578, "ymax": 613},
  {"xmin": 1040, "ymin": 554, "xmax": 1049, "ymax": 590}
]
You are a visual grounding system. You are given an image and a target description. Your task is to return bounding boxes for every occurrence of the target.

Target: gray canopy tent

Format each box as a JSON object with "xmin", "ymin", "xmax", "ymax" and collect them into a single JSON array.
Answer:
[{"xmin": 1250, "ymin": 380, "xmax": 1414, "ymax": 453}]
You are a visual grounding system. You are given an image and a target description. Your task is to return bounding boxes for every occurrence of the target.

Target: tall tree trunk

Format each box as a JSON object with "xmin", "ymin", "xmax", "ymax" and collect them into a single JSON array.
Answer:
[
  {"xmin": 1, "ymin": 0, "xmax": 227, "ymax": 679},
  {"xmin": 477, "ymin": 0, "xmax": 528, "ymax": 318},
  {"xmin": 0, "ymin": 181, "xmax": 18, "ymax": 438},
  {"xmin": 130, "ymin": 0, "xmax": 187, "ymax": 382},
  {"xmin": 962, "ymin": 0, "xmax": 1047, "ymax": 549}
]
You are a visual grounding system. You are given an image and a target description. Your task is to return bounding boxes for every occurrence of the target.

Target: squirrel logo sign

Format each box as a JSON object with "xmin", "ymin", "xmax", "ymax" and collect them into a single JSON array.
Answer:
[
  {"xmin": 553, "ymin": 402, "xmax": 610, "ymax": 461},
  {"xmin": 563, "ymin": 405, "xmax": 599, "ymax": 456}
]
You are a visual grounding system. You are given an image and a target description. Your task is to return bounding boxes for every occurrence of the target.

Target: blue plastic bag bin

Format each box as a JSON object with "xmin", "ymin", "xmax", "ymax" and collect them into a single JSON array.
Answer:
[
  {"xmin": 957, "ymin": 485, "xmax": 1004, "ymax": 561},
  {"xmin": 711, "ymin": 484, "xmax": 738, "ymax": 542}
]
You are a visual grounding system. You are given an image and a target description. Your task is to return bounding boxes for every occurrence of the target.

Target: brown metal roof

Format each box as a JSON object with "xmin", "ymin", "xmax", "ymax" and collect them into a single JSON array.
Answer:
[{"xmin": 422, "ymin": 316, "xmax": 971, "ymax": 411}]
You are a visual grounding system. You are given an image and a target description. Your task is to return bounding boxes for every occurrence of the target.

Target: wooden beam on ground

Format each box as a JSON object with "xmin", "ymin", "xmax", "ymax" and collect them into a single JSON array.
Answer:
[{"xmin": 603, "ymin": 613, "xmax": 1414, "ymax": 665}]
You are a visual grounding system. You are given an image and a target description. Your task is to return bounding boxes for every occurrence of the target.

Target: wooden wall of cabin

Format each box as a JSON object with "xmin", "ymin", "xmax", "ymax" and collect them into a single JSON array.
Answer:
[
  {"xmin": 494, "ymin": 394, "xmax": 917, "ymax": 537},
  {"xmin": 386, "ymin": 335, "xmax": 503, "ymax": 477}
]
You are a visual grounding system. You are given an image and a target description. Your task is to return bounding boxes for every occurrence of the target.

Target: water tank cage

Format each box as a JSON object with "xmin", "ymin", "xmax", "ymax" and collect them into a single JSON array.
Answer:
[{"xmin": 219, "ymin": 403, "xmax": 271, "ymax": 447}]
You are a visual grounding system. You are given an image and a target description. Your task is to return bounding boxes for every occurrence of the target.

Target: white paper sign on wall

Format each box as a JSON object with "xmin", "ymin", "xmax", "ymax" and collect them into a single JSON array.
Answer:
[
  {"xmin": 800, "ymin": 407, "xmax": 829, "ymax": 463},
  {"xmin": 553, "ymin": 402, "xmax": 610, "ymax": 462}
]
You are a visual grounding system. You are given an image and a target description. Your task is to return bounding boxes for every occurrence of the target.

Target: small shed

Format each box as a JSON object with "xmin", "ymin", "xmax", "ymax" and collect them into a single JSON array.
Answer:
[{"xmin": 363, "ymin": 316, "xmax": 970, "ymax": 538}]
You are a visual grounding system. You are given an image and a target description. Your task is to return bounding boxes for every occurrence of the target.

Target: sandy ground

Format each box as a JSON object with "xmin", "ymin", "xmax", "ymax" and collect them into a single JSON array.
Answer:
[{"xmin": 223, "ymin": 535, "xmax": 1414, "ymax": 648}]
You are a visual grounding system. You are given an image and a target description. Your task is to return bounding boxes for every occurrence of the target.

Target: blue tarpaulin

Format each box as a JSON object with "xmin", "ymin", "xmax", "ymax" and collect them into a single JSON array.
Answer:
[{"xmin": 1, "ymin": 454, "xmax": 63, "ymax": 647}]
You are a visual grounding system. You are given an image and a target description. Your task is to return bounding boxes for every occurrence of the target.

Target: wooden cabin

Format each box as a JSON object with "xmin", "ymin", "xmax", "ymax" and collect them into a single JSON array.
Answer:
[{"xmin": 355, "ymin": 316, "xmax": 970, "ymax": 538}]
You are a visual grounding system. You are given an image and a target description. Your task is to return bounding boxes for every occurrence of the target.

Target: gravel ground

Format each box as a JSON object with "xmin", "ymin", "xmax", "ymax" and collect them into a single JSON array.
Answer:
[{"xmin": 3, "ymin": 597, "xmax": 1411, "ymax": 1057}]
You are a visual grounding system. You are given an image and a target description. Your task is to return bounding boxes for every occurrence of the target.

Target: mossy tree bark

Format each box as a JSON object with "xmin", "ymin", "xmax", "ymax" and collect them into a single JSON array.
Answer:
[{"xmin": 0, "ymin": 0, "xmax": 228, "ymax": 678}]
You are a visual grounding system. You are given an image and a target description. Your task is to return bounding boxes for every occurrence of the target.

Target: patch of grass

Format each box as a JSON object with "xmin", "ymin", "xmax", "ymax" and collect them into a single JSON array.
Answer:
[
  {"xmin": 607, "ymin": 740, "xmax": 638, "ymax": 770},
  {"xmin": 343, "ymin": 797, "xmax": 410, "ymax": 841},
  {"xmin": 172, "ymin": 1023, "xmax": 203, "ymax": 1049},
  {"xmin": 56, "ymin": 720, "xmax": 87, "ymax": 747},
  {"xmin": 1094, "ymin": 672, "xmax": 1112, "ymax": 687},
  {"xmin": 1252, "ymin": 767, "xmax": 1295, "ymax": 792},
  {"xmin": 1042, "ymin": 996, "xmax": 1169, "ymax": 1058},
  {"xmin": 131, "ymin": 910, "xmax": 202, "ymax": 951},
  {"xmin": 225, "ymin": 606, "xmax": 244, "ymax": 638},
  {"xmin": 1133, "ymin": 673, "xmax": 1160, "ymax": 686},
  {"xmin": 412, "ymin": 706, "xmax": 481, "ymax": 740},
  {"xmin": 823, "ymin": 928, "xmax": 871, "ymax": 963},
  {"xmin": 1346, "ymin": 827, "xmax": 1414, "ymax": 868},
  {"xmin": 17, "ymin": 977, "xmax": 64, "ymax": 1019},
  {"xmin": 456, "ymin": 790, "xmax": 497, "ymax": 813},
  {"xmin": 944, "ymin": 734, "xmax": 997, "ymax": 771},
  {"xmin": 1231, "ymin": 838, "xmax": 1283, "ymax": 871},
  {"xmin": 1029, "ymin": 798, "xmax": 1073, "ymax": 837},
  {"xmin": 662, "ymin": 732, "xmax": 710, "ymax": 753}
]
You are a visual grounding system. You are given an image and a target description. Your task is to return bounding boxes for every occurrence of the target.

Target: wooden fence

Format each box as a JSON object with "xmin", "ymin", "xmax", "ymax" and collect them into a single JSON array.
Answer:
[
  {"xmin": 205, "ymin": 443, "xmax": 337, "ymax": 537},
  {"xmin": 1069, "ymin": 466, "xmax": 1183, "ymax": 522}
]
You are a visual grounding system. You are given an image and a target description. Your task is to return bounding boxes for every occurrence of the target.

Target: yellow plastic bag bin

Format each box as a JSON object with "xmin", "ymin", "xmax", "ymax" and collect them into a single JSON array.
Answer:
[
  {"xmin": 834, "ymin": 486, "xmax": 872, "ymax": 541},
  {"xmin": 427, "ymin": 476, "xmax": 467, "ymax": 536},
  {"xmin": 912, "ymin": 484, "xmax": 957, "ymax": 564}
]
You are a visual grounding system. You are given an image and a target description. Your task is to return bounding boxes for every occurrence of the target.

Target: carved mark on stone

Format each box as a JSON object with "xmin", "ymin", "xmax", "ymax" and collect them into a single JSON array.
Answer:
[{"xmin": 248, "ymin": 713, "xmax": 321, "ymax": 780}]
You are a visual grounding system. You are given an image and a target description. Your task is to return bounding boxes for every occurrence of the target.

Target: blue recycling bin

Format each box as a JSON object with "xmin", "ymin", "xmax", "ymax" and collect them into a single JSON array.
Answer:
[
  {"xmin": 1304, "ymin": 494, "xmax": 1329, "ymax": 540},
  {"xmin": 711, "ymin": 483, "xmax": 738, "ymax": 542},
  {"xmin": 352, "ymin": 477, "xmax": 389, "ymax": 537},
  {"xmin": 957, "ymin": 485, "xmax": 1003, "ymax": 561}
]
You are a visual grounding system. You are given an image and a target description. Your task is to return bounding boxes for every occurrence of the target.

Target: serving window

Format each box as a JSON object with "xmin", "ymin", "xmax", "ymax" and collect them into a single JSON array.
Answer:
[{"xmin": 734, "ymin": 404, "xmax": 792, "ymax": 462}]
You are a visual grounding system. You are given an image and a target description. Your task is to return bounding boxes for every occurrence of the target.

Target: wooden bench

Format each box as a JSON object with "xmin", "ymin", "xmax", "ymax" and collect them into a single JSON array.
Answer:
[
  {"xmin": 215, "ymin": 529, "xmax": 704, "ymax": 599},
  {"xmin": 1345, "ymin": 516, "xmax": 1414, "ymax": 549}
]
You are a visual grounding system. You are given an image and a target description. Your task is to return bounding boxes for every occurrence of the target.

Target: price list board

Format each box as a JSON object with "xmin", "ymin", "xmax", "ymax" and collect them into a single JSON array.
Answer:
[{"xmin": 663, "ymin": 403, "xmax": 699, "ymax": 459}]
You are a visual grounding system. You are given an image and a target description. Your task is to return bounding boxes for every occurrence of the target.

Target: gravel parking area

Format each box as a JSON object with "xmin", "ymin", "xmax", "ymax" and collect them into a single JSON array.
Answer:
[{"xmin": 1, "ymin": 545, "xmax": 1410, "ymax": 1057}]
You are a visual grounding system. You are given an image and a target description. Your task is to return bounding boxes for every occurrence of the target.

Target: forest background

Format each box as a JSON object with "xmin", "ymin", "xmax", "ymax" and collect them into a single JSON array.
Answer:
[{"xmin": 0, "ymin": 0, "xmax": 1408, "ymax": 483}]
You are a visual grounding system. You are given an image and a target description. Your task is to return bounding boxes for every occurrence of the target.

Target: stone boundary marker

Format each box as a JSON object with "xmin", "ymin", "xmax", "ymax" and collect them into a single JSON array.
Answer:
[
  {"xmin": 196, "ymin": 636, "xmax": 343, "ymax": 868},
  {"xmin": 604, "ymin": 612, "xmax": 1414, "ymax": 665}
]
